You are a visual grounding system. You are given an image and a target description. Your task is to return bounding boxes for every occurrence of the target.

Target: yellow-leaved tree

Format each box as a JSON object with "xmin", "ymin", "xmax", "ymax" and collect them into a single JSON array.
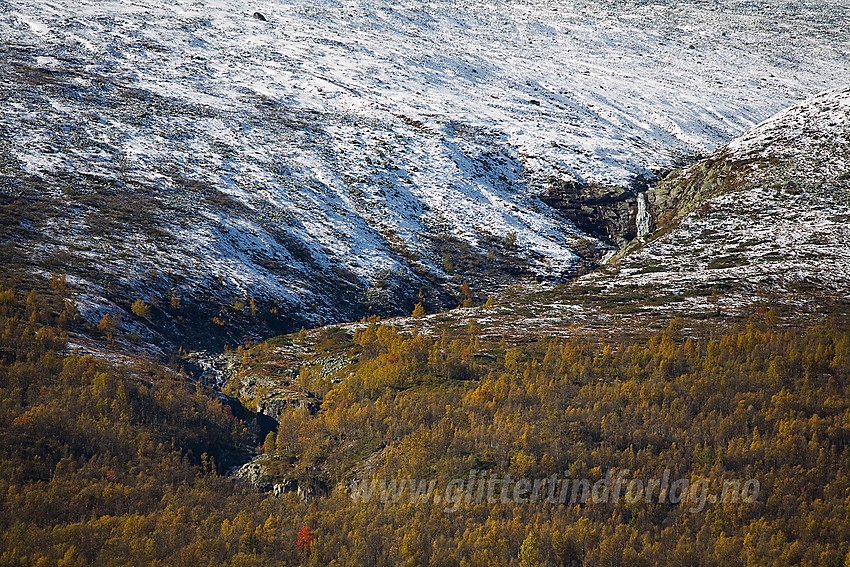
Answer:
[
  {"xmin": 131, "ymin": 300, "xmax": 150, "ymax": 319},
  {"xmin": 412, "ymin": 302, "xmax": 425, "ymax": 318},
  {"xmin": 519, "ymin": 532, "xmax": 537, "ymax": 567}
]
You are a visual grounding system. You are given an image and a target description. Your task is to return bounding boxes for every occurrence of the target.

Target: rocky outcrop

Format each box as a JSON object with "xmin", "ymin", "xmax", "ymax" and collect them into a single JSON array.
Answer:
[
  {"xmin": 230, "ymin": 457, "xmax": 272, "ymax": 492},
  {"xmin": 542, "ymin": 180, "xmax": 640, "ymax": 251},
  {"xmin": 273, "ymin": 479, "xmax": 298, "ymax": 496},
  {"xmin": 307, "ymin": 353, "xmax": 356, "ymax": 382},
  {"xmin": 229, "ymin": 350, "xmax": 355, "ymax": 422},
  {"xmin": 541, "ymin": 164, "xmax": 732, "ymax": 264},
  {"xmin": 256, "ymin": 391, "xmax": 320, "ymax": 420},
  {"xmin": 188, "ymin": 351, "xmax": 239, "ymax": 388},
  {"xmin": 644, "ymin": 150, "xmax": 747, "ymax": 222},
  {"xmin": 647, "ymin": 86, "xmax": 850, "ymax": 223},
  {"xmin": 230, "ymin": 459, "xmax": 322, "ymax": 501}
]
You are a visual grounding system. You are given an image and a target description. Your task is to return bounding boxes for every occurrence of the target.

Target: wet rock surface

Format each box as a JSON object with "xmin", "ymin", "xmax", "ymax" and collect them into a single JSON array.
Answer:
[{"xmin": 542, "ymin": 179, "xmax": 645, "ymax": 259}]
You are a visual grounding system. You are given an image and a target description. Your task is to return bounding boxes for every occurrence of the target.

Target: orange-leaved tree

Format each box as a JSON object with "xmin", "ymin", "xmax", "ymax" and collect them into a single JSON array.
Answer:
[{"xmin": 296, "ymin": 525, "xmax": 314, "ymax": 554}]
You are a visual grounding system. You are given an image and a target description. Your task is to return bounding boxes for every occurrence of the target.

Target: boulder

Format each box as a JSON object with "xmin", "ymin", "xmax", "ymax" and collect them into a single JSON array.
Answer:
[{"xmin": 229, "ymin": 457, "xmax": 272, "ymax": 492}]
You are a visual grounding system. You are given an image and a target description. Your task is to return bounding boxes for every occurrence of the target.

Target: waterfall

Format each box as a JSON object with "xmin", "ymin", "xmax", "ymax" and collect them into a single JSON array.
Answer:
[{"xmin": 636, "ymin": 192, "xmax": 651, "ymax": 237}]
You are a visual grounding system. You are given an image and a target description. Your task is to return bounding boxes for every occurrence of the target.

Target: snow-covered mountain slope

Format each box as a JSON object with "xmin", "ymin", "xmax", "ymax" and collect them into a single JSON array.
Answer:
[
  {"xmin": 370, "ymin": 86, "xmax": 850, "ymax": 341},
  {"xmin": 0, "ymin": 0, "xmax": 847, "ymax": 348},
  {"xmin": 642, "ymin": 84, "xmax": 850, "ymax": 222},
  {"xmin": 607, "ymin": 85, "xmax": 850, "ymax": 306}
]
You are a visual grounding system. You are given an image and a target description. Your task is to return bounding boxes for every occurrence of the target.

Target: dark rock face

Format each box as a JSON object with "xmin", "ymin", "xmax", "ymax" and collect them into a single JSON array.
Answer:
[
  {"xmin": 273, "ymin": 479, "xmax": 297, "ymax": 496},
  {"xmin": 256, "ymin": 391, "xmax": 320, "ymax": 421},
  {"xmin": 542, "ymin": 179, "xmax": 642, "ymax": 252},
  {"xmin": 542, "ymin": 163, "xmax": 729, "ymax": 262}
]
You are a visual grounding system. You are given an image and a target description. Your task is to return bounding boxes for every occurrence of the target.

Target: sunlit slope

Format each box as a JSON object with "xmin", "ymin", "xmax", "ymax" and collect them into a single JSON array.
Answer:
[{"xmin": 0, "ymin": 0, "xmax": 846, "ymax": 347}]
